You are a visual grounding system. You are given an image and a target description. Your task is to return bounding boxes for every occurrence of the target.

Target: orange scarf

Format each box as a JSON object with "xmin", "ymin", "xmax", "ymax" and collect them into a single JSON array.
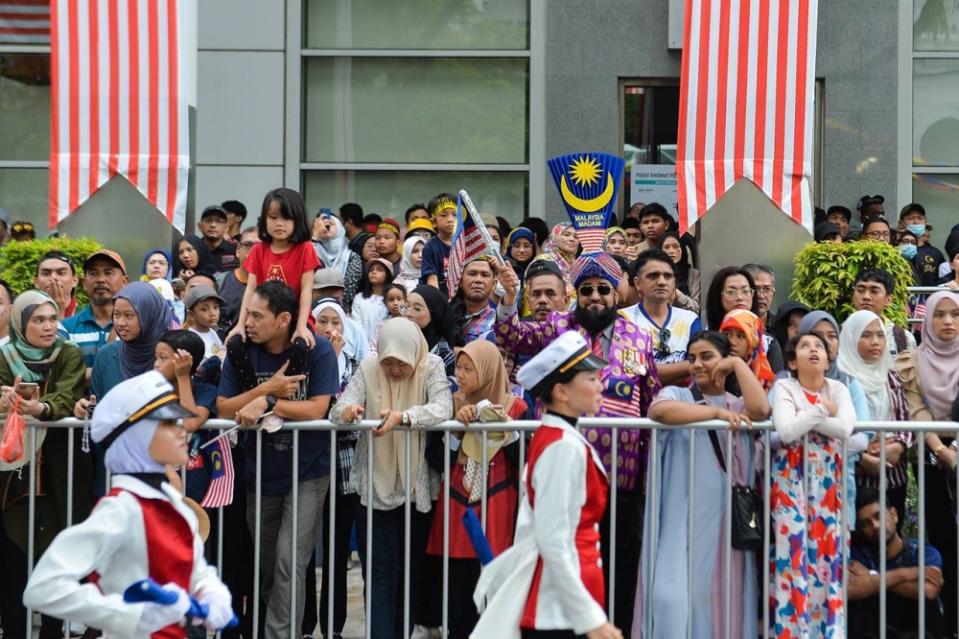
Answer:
[{"xmin": 720, "ymin": 309, "xmax": 776, "ymax": 390}]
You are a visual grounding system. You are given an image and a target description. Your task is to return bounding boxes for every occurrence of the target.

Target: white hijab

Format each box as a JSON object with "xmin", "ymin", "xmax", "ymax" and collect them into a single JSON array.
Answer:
[
  {"xmin": 837, "ymin": 309, "xmax": 893, "ymax": 420},
  {"xmin": 103, "ymin": 419, "xmax": 166, "ymax": 474},
  {"xmin": 397, "ymin": 236, "xmax": 425, "ymax": 282},
  {"xmin": 313, "ymin": 216, "xmax": 354, "ymax": 273},
  {"xmin": 313, "ymin": 298, "xmax": 354, "ymax": 378}
]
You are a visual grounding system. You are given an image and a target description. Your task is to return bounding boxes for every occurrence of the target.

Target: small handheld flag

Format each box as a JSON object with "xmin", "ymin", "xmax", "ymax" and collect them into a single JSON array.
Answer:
[
  {"xmin": 547, "ymin": 153, "xmax": 625, "ymax": 252},
  {"xmin": 446, "ymin": 190, "xmax": 500, "ymax": 298}
]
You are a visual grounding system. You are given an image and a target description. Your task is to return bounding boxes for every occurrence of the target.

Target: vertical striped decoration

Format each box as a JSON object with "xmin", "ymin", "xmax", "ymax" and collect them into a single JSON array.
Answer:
[
  {"xmin": 50, "ymin": 0, "xmax": 189, "ymax": 231},
  {"xmin": 676, "ymin": 0, "xmax": 818, "ymax": 234}
]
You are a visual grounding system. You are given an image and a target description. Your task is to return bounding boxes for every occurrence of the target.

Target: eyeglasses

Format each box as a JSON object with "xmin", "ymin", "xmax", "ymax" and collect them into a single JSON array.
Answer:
[
  {"xmin": 578, "ymin": 284, "xmax": 612, "ymax": 297},
  {"xmin": 898, "ymin": 238, "xmax": 917, "ymax": 246},
  {"xmin": 863, "ymin": 230, "xmax": 891, "ymax": 240},
  {"xmin": 754, "ymin": 286, "xmax": 775, "ymax": 297},
  {"xmin": 239, "ymin": 241, "xmax": 256, "ymax": 249},
  {"xmin": 655, "ymin": 327, "xmax": 671, "ymax": 358},
  {"xmin": 722, "ymin": 287, "xmax": 754, "ymax": 299}
]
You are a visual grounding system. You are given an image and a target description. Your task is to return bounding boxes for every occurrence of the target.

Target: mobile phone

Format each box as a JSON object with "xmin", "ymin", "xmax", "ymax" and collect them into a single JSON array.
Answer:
[
  {"xmin": 17, "ymin": 383, "xmax": 38, "ymax": 399},
  {"xmin": 375, "ymin": 414, "xmax": 390, "ymax": 431}
]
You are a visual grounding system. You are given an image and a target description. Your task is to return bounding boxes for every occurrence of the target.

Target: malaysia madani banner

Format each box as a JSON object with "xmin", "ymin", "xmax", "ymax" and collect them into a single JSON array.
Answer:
[{"xmin": 547, "ymin": 152, "xmax": 625, "ymax": 252}]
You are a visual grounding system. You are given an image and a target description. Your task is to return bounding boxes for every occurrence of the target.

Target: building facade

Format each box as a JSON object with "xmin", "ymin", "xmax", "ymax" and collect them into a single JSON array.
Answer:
[{"xmin": 0, "ymin": 0, "xmax": 955, "ymax": 252}]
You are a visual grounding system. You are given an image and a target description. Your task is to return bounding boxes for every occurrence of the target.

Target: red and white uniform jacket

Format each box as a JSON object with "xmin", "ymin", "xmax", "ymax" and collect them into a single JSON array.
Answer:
[
  {"xmin": 23, "ymin": 475, "xmax": 230, "ymax": 638},
  {"xmin": 471, "ymin": 413, "xmax": 609, "ymax": 638}
]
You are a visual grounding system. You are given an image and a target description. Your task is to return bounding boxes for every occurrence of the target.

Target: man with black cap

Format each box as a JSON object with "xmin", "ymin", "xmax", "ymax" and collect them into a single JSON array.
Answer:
[
  {"xmin": 473, "ymin": 331, "xmax": 622, "ymax": 639},
  {"xmin": 34, "ymin": 250, "xmax": 80, "ymax": 318},
  {"xmin": 198, "ymin": 204, "xmax": 238, "ymax": 273},
  {"xmin": 23, "ymin": 370, "xmax": 234, "ymax": 637},
  {"xmin": 497, "ymin": 252, "xmax": 661, "ymax": 637}
]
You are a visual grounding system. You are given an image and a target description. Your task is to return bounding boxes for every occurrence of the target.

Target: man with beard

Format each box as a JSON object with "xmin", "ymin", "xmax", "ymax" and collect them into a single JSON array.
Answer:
[
  {"xmin": 848, "ymin": 487, "xmax": 946, "ymax": 638},
  {"xmin": 496, "ymin": 252, "xmax": 661, "ymax": 638},
  {"xmin": 62, "ymin": 250, "xmax": 129, "ymax": 376},
  {"xmin": 453, "ymin": 256, "xmax": 497, "ymax": 343}
]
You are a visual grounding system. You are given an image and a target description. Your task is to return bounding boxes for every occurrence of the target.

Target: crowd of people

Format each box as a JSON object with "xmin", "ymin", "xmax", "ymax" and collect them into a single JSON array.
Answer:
[{"xmin": 0, "ymin": 187, "xmax": 958, "ymax": 639}]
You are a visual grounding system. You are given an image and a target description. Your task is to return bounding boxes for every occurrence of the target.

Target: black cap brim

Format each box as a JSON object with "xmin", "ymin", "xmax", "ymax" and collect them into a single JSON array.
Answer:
[
  {"xmin": 147, "ymin": 402, "xmax": 196, "ymax": 421},
  {"xmin": 570, "ymin": 352, "xmax": 608, "ymax": 371}
]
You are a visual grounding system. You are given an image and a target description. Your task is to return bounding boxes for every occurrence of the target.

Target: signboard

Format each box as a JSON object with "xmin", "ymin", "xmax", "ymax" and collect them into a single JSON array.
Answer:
[{"xmin": 630, "ymin": 164, "xmax": 679, "ymax": 221}]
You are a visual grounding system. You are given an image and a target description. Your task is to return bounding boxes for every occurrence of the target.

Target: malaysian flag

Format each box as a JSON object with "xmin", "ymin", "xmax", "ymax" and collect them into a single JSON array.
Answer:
[
  {"xmin": 200, "ymin": 438, "xmax": 234, "ymax": 508},
  {"xmin": 676, "ymin": 0, "xmax": 818, "ymax": 233},
  {"xmin": 0, "ymin": 0, "xmax": 49, "ymax": 44},
  {"xmin": 49, "ymin": 0, "xmax": 190, "ymax": 231},
  {"xmin": 446, "ymin": 194, "xmax": 491, "ymax": 298}
]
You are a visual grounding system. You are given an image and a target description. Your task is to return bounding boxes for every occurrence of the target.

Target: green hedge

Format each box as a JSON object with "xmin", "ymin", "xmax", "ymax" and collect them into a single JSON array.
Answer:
[
  {"xmin": 790, "ymin": 239, "xmax": 914, "ymax": 327},
  {"xmin": 0, "ymin": 237, "xmax": 103, "ymax": 305}
]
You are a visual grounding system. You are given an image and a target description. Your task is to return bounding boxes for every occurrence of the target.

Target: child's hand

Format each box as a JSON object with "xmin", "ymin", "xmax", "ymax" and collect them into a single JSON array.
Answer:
[
  {"xmin": 293, "ymin": 324, "xmax": 316, "ymax": 349},
  {"xmin": 173, "ymin": 349, "xmax": 194, "ymax": 378}
]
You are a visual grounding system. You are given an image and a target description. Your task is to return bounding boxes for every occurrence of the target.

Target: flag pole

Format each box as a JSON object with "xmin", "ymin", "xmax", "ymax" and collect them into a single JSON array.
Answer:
[{"xmin": 458, "ymin": 189, "xmax": 504, "ymax": 265}]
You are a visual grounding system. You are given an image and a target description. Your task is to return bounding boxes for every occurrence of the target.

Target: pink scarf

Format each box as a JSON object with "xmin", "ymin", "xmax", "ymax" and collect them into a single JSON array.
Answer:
[{"xmin": 917, "ymin": 291, "xmax": 959, "ymax": 420}]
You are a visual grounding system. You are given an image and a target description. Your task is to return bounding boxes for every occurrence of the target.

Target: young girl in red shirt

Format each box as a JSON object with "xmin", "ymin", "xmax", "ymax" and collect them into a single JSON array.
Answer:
[{"xmin": 227, "ymin": 188, "xmax": 319, "ymax": 347}]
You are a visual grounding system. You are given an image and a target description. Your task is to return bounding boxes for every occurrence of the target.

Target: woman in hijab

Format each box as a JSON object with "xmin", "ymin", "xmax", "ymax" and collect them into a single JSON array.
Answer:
[
  {"xmin": 313, "ymin": 213, "xmax": 363, "ymax": 308},
  {"xmin": 771, "ymin": 301, "xmax": 810, "ymax": 350},
  {"xmin": 395, "ymin": 236, "xmax": 426, "ymax": 295},
  {"xmin": 658, "ymin": 231, "xmax": 700, "ymax": 313},
  {"xmin": 0, "ymin": 291, "xmax": 87, "ymax": 639},
  {"xmin": 140, "ymin": 249, "xmax": 172, "ymax": 281},
  {"xmin": 406, "ymin": 284, "xmax": 460, "ymax": 377},
  {"xmin": 894, "ymin": 291, "xmax": 959, "ymax": 630},
  {"xmin": 330, "ymin": 317, "xmax": 453, "ymax": 639},
  {"xmin": 425, "ymin": 340, "xmax": 526, "ymax": 639},
  {"xmin": 719, "ymin": 308, "xmax": 778, "ymax": 390},
  {"xmin": 504, "ymin": 227, "xmax": 537, "ymax": 280},
  {"xmin": 837, "ymin": 309, "xmax": 911, "ymax": 528},
  {"xmin": 540, "ymin": 223, "xmax": 579, "ymax": 281},
  {"xmin": 173, "ymin": 235, "xmax": 208, "ymax": 280}
]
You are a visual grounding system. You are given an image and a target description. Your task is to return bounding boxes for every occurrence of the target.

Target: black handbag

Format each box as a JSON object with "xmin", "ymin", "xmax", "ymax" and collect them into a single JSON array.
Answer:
[{"xmin": 707, "ymin": 429, "xmax": 762, "ymax": 551}]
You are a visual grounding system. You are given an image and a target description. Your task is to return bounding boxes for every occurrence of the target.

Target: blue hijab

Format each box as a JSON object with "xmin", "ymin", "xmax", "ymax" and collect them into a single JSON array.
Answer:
[
  {"xmin": 115, "ymin": 282, "xmax": 174, "ymax": 379},
  {"xmin": 141, "ymin": 248, "xmax": 173, "ymax": 281}
]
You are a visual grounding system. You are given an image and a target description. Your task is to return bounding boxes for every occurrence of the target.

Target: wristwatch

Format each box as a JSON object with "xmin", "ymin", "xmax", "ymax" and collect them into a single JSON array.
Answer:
[
  {"xmin": 401, "ymin": 411, "xmax": 411, "ymax": 427},
  {"xmin": 265, "ymin": 394, "xmax": 277, "ymax": 413}
]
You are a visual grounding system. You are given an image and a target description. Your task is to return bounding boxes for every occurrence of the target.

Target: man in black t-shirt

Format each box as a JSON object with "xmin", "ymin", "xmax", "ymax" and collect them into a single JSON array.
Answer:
[{"xmin": 217, "ymin": 281, "xmax": 337, "ymax": 638}]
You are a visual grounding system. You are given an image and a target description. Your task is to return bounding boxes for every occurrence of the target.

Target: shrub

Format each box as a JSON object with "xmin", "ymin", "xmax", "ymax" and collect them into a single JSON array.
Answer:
[
  {"xmin": 0, "ymin": 236, "xmax": 103, "ymax": 305},
  {"xmin": 790, "ymin": 239, "xmax": 914, "ymax": 327}
]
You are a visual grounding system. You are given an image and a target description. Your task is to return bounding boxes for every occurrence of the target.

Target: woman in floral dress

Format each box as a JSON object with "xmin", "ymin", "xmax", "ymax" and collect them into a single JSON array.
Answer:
[{"xmin": 770, "ymin": 332, "xmax": 856, "ymax": 638}]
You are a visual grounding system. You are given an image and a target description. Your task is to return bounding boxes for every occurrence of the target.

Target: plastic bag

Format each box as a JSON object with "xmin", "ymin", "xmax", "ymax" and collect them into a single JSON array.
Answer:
[{"xmin": 0, "ymin": 395, "xmax": 25, "ymax": 464}]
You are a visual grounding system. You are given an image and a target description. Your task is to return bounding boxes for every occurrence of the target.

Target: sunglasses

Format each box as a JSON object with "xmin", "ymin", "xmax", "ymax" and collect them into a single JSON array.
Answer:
[
  {"xmin": 578, "ymin": 284, "xmax": 612, "ymax": 297},
  {"xmin": 655, "ymin": 327, "xmax": 671, "ymax": 358}
]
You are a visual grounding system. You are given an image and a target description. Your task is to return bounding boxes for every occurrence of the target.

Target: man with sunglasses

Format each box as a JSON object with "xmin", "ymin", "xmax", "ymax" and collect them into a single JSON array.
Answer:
[
  {"xmin": 622, "ymin": 249, "xmax": 700, "ymax": 385},
  {"xmin": 496, "ymin": 251, "xmax": 661, "ymax": 638}
]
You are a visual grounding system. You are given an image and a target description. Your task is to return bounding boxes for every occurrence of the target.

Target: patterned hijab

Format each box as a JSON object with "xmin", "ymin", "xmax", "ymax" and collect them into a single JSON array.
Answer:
[
  {"xmin": 917, "ymin": 292, "xmax": 959, "ymax": 420},
  {"xmin": 719, "ymin": 309, "xmax": 776, "ymax": 390},
  {"xmin": 541, "ymin": 222, "xmax": 577, "ymax": 272},
  {"xmin": 115, "ymin": 282, "xmax": 175, "ymax": 379},
  {"xmin": 0, "ymin": 290, "xmax": 65, "ymax": 383}
]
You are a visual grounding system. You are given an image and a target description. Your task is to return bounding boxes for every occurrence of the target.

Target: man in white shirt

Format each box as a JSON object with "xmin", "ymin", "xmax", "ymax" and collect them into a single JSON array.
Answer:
[{"xmin": 622, "ymin": 249, "xmax": 701, "ymax": 385}]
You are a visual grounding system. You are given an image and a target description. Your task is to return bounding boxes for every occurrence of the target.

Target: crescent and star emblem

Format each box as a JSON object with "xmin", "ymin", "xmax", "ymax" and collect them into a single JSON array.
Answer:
[{"xmin": 559, "ymin": 172, "xmax": 615, "ymax": 213}]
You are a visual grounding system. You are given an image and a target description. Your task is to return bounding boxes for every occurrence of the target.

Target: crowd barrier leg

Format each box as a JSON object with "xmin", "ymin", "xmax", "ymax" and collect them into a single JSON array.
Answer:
[
  {"xmin": 442, "ymin": 430, "xmax": 450, "ymax": 638},
  {"xmin": 610, "ymin": 425, "xmax": 620, "ymax": 624},
  {"xmin": 365, "ymin": 430, "xmax": 374, "ymax": 639},
  {"xmin": 762, "ymin": 430, "xmax": 771, "ymax": 639},
  {"xmin": 326, "ymin": 429, "xmax": 337, "ymax": 639},
  {"xmin": 253, "ymin": 430, "xmax": 262, "ymax": 638},
  {"xmin": 918, "ymin": 435, "xmax": 926, "ymax": 637},
  {"xmin": 879, "ymin": 430, "xmax": 887, "ymax": 639},
  {"xmin": 642, "ymin": 427, "xmax": 653, "ymax": 638},
  {"xmin": 686, "ymin": 428, "xmax": 696, "ymax": 639},
  {"xmin": 723, "ymin": 429, "xmax": 733, "ymax": 639},
  {"xmin": 403, "ymin": 429, "xmax": 412, "ymax": 639}
]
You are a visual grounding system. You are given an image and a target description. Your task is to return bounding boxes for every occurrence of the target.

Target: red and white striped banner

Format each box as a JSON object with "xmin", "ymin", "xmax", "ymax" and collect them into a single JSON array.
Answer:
[
  {"xmin": 0, "ymin": 0, "xmax": 50, "ymax": 44},
  {"xmin": 50, "ymin": 0, "xmax": 189, "ymax": 231},
  {"xmin": 676, "ymin": 0, "xmax": 818, "ymax": 234}
]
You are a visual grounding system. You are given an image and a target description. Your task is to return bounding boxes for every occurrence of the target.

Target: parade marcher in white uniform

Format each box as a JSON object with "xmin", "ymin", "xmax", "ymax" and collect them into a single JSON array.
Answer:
[
  {"xmin": 23, "ymin": 370, "xmax": 233, "ymax": 638},
  {"xmin": 472, "ymin": 331, "xmax": 623, "ymax": 639}
]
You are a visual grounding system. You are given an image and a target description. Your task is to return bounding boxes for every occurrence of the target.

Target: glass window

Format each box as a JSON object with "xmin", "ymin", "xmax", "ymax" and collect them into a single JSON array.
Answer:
[
  {"xmin": 913, "ymin": 59, "xmax": 959, "ymax": 166},
  {"xmin": 304, "ymin": 57, "xmax": 528, "ymax": 164},
  {"xmin": 0, "ymin": 168, "xmax": 50, "ymax": 231},
  {"xmin": 914, "ymin": 0, "xmax": 959, "ymax": 51},
  {"xmin": 305, "ymin": 0, "xmax": 529, "ymax": 50},
  {"xmin": 912, "ymin": 173, "xmax": 959, "ymax": 250},
  {"xmin": 303, "ymin": 170, "xmax": 528, "ymax": 226},
  {"xmin": 0, "ymin": 54, "xmax": 51, "ymax": 161}
]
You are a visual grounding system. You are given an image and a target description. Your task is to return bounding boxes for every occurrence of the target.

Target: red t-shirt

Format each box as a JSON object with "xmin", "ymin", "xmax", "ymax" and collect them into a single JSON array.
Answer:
[{"xmin": 243, "ymin": 241, "xmax": 320, "ymax": 300}]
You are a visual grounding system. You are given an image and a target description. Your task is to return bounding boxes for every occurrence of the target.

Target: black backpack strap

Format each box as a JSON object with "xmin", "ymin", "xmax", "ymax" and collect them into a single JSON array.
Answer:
[{"xmin": 691, "ymin": 385, "xmax": 727, "ymax": 474}]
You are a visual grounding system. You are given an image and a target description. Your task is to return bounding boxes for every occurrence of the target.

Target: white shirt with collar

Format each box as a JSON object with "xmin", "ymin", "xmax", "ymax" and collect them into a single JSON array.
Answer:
[{"xmin": 23, "ymin": 475, "xmax": 229, "ymax": 638}]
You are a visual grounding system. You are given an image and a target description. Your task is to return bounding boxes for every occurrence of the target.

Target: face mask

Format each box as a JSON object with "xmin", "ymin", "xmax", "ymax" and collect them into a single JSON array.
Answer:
[
  {"xmin": 906, "ymin": 223, "xmax": 926, "ymax": 237},
  {"xmin": 899, "ymin": 244, "xmax": 918, "ymax": 260}
]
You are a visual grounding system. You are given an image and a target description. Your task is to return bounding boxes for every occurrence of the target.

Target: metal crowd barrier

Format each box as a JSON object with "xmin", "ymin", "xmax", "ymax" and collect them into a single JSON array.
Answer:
[{"xmin": 20, "ymin": 417, "xmax": 959, "ymax": 639}]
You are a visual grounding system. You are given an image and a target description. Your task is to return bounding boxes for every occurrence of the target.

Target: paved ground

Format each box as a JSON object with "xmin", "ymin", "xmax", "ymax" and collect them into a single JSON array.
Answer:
[{"xmin": 308, "ymin": 555, "xmax": 367, "ymax": 639}]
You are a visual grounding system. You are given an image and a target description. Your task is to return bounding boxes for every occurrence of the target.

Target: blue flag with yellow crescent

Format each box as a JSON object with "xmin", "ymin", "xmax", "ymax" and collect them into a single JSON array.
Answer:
[{"xmin": 547, "ymin": 152, "xmax": 625, "ymax": 252}]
